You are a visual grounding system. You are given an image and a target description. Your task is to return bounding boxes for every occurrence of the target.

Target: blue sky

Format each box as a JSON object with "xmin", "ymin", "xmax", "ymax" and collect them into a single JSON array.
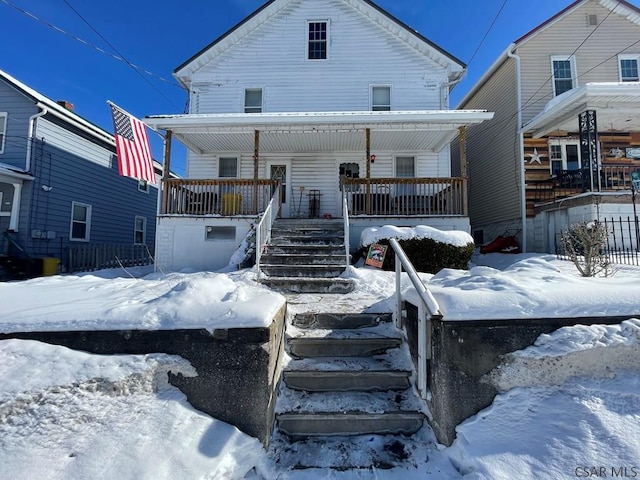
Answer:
[{"xmin": 1, "ymin": 0, "xmax": 638, "ymax": 176}]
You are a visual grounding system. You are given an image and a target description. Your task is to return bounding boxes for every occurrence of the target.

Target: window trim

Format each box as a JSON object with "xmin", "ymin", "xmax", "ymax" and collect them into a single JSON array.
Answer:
[
  {"xmin": 370, "ymin": 85, "xmax": 392, "ymax": 111},
  {"xmin": 244, "ymin": 87, "xmax": 264, "ymax": 113},
  {"xmin": 618, "ymin": 54, "xmax": 640, "ymax": 82},
  {"xmin": 69, "ymin": 201, "xmax": 92, "ymax": 242},
  {"xmin": 134, "ymin": 215, "xmax": 146, "ymax": 245},
  {"xmin": 307, "ymin": 20, "xmax": 329, "ymax": 61},
  {"xmin": 550, "ymin": 55, "xmax": 578, "ymax": 97},
  {"xmin": 218, "ymin": 156, "xmax": 239, "ymax": 178},
  {"xmin": 0, "ymin": 112, "xmax": 7, "ymax": 154}
]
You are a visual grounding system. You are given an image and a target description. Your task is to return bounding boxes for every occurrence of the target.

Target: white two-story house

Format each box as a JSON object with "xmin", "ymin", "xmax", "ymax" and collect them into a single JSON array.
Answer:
[{"xmin": 146, "ymin": 0, "xmax": 493, "ymax": 272}]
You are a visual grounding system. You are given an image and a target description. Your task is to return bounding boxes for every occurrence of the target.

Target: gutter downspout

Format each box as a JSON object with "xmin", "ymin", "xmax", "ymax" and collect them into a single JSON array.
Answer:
[
  {"xmin": 26, "ymin": 107, "xmax": 47, "ymax": 172},
  {"xmin": 440, "ymin": 71, "xmax": 466, "ymax": 109},
  {"xmin": 507, "ymin": 45, "xmax": 527, "ymax": 252}
]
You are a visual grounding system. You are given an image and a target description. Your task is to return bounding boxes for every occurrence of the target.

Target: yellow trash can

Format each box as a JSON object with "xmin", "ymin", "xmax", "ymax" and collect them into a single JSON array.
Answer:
[
  {"xmin": 42, "ymin": 257, "xmax": 60, "ymax": 276},
  {"xmin": 222, "ymin": 193, "xmax": 242, "ymax": 215}
]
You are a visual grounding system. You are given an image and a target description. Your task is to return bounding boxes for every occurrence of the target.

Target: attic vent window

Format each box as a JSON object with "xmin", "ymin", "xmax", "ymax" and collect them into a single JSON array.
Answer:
[
  {"xmin": 308, "ymin": 21, "xmax": 327, "ymax": 60},
  {"xmin": 588, "ymin": 14, "xmax": 598, "ymax": 26}
]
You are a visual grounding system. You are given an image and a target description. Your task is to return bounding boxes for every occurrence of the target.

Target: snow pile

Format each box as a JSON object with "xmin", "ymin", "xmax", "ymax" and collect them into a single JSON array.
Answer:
[
  {"xmin": 447, "ymin": 320, "xmax": 640, "ymax": 480},
  {"xmin": 0, "ymin": 269, "xmax": 285, "ymax": 333},
  {"xmin": 0, "ymin": 339, "xmax": 264, "ymax": 480},
  {"xmin": 359, "ymin": 225, "xmax": 474, "ymax": 248}
]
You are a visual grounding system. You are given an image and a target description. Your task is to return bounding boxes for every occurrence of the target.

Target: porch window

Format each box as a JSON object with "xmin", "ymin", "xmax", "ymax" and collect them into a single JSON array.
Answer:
[
  {"xmin": 371, "ymin": 86, "xmax": 391, "ymax": 111},
  {"xmin": 551, "ymin": 56, "xmax": 577, "ymax": 96},
  {"xmin": 0, "ymin": 112, "xmax": 7, "ymax": 154},
  {"xmin": 70, "ymin": 202, "xmax": 91, "ymax": 242},
  {"xmin": 219, "ymin": 157, "xmax": 238, "ymax": 178},
  {"xmin": 244, "ymin": 88, "xmax": 263, "ymax": 113},
  {"xmin": 619, "ymin": 55, "xmax": 639, "ymax": 82},
  {"xmin": 134, "ymin": 216, "xmax": 146, "ymax": 245},
  {"xmin": 548, "ymin": 139, "xmax": 581, "ymax": 175},
  {"xmin": 395, "ymin": 156, "xmax": 416, "ymax": 196},
  {"xmin": 308, "ymin": 21, "xmax": 328, "ymax": 60}
]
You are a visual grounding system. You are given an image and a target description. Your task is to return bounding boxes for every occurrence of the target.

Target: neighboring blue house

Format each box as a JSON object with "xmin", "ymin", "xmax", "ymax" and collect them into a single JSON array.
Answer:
[{"xmin": 0, "ymin": 68, "xmax": 160, "ymax": 278}]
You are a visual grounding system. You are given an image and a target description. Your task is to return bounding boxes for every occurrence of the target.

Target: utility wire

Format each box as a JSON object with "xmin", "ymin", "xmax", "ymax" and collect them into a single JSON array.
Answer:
[
  {"xmin": 466, "ymin": 0, "xmax": 510, "ymax": 68},
  {"xmin": 0, "ymin": 0, "xmax": 183, "ymax": 102}
]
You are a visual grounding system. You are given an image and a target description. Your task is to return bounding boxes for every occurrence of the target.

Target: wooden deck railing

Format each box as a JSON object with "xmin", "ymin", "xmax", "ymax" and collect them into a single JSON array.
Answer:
[
  {"xmin": 341, "ymin": 177, "xmax": 467, "ymax": 216},
  {"xmin": 162, "ymin": 179, "xmax": 280, "ymax": 215}
]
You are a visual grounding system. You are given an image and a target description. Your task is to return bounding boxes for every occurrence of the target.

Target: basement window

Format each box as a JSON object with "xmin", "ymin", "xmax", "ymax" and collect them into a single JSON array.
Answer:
[{"xmin": 205, "ymin": 226, "xmax": 236, "ymax": 241}]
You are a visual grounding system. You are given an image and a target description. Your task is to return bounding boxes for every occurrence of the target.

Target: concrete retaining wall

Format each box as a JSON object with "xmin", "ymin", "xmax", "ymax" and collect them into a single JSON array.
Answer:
[
  {"xmin": 0, "ymin": 303, "xmax": 286, "ymax": 446},
  {"xmin": 404, "ymin": 302, "xmax": 633, "ymax": 446}
]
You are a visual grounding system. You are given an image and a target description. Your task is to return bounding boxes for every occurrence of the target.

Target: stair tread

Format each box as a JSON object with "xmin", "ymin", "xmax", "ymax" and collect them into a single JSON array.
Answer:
[
  {"xmin": 284, "ymin": 349, "xmax": 415, "ymax": 372},
  {"xmin": 276, "ymin": 389, "xmax": 425, "ymax": 414}
]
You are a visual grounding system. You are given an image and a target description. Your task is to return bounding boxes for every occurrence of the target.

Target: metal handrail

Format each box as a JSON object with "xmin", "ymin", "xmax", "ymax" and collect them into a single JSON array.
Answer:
[
  {"xmin": 389, "ymin": 238, "xmax": 443, "ymax": 400},
  {"xmin": 255, "ymin": 185, "xmax": 281, "ymax": 279},
  {"xmin": 343, "ymin": 190, "xmax": 350, "ymax": 268}
]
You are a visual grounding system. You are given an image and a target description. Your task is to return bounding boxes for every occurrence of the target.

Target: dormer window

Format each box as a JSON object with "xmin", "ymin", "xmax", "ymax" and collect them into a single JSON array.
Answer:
[{"xmin": 308, "ymin": 21, "xmax": 328, "ymax": 60}]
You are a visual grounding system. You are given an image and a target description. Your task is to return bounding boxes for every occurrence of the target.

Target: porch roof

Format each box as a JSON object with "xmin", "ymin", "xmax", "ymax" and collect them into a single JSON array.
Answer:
[
  {"xmin": 523, "ymin": 83, "xmax": 640, "ymax": 138},
  {"xmin": 0, "ymin": 163, "xmax": 34, "ymax": 182},
  {"xmin": 144, "ymin": 110, "xmax": 494, "ymax": 154}
]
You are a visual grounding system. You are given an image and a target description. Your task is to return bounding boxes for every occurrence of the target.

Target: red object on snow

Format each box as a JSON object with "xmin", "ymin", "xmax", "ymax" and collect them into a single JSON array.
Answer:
[{"xmin": 480, "ymin": 235, "xmax": 521, "ymax": 254}]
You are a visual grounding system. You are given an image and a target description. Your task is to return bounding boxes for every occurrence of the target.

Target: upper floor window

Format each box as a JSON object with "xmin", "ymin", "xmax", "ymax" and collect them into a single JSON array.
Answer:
[
  {"xmin": 371, "ymin": 86, "xmax": 391, "ymax": 111},
  {"xmin": 134, "ymin": 216, "xmax": 146, "ymax": 245},
  {"xmin": 70, "ymin": 202, "xmax": 91, "ymax": 242},
  {"xmin": 551, "ymin": 56, "xmax": 577, "ymax": 96},
  {"xmin": 244, "ymin": 88, "xmax": 263, "ymax": 113},
  {"xmin": 0, "ymin": 113, "xmax": 7, "ymax": 154},
  {"xmin": 619, "ymin": 55, "xmax": 639, "ymax": 82},
  {"xmin": 138, "ymin": 179, "xmax": 149, "ymax": 193},
  {"xmin": 219, "ymin": 157, "xmax": 238, "ymax": 178},
  {"xmin": 308, "ymin": 21, "xmax": 328, "ymax": 60}
]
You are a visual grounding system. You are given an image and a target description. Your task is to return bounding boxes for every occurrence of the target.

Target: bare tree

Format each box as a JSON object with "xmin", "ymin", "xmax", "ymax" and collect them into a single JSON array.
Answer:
[{"xmin": 560, "ymin": 221, "xmax": 610, "ymax": 277}]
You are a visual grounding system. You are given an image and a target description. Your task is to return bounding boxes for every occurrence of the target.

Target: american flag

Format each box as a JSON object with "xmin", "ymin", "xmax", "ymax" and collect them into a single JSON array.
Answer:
[{"xmin": 109, "ymin": 103, "xmax": 156, "ymax": 184}]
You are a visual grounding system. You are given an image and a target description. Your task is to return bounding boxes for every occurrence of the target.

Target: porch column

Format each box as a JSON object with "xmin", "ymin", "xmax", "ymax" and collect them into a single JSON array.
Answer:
[
  {"xmin": 366, "ymin": 128, "xmax": 371, "ymax": 215},
  {"xmin": 9, "ymin": 182, "xmax": 22, "ymax": 231},
  {"xmin": 161, "ymin": 129, "xmax": 172, "ymax": 215},
  {"xmin": 253, "ymin": 130, "xmax": 260, "ymax": 214},
  {"xmin": 459, "ymin": 126, "xmax": 468, "ymax": 216},
  {"xmin": 579, "ymin": 110, "xmax": 598, "ymax": 192}
]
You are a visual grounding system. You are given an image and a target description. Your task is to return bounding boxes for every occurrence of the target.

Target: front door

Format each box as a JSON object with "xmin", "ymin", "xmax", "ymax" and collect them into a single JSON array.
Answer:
[{"xmin": 267, "ymin": 160, "xmax": 291, "ymax": 217}]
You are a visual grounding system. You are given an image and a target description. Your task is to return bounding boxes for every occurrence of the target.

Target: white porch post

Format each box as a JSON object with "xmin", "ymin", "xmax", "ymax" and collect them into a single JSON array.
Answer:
[{"xmin": 9, "ymin": 182, "xmax": 22, "ymax": 231}]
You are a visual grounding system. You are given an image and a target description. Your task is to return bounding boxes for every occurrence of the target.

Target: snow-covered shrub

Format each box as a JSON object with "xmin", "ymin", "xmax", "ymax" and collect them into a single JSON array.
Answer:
[{"xmin": 560, "ymin": 221, "xmax": 610, "ymax": 277}]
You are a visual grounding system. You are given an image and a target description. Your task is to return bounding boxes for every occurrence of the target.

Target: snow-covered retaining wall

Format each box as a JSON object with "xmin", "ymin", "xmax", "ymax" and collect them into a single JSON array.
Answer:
[
  {"xmin": 0, "ymin": 304, "xmax": 286, "ymax": 446},
  {"xmin": 404, "ymin": 305, "xmax": 637, "ymax": 446}
]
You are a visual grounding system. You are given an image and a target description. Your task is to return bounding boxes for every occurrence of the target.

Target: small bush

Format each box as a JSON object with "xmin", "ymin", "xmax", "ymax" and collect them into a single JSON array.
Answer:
[
  {"xmin": 560, "ymin": 221, "xmax": 610, "ymax": 277},
  {"xmin": 358, "ymin": 237, "xmax": 474, "ymax": 273}
]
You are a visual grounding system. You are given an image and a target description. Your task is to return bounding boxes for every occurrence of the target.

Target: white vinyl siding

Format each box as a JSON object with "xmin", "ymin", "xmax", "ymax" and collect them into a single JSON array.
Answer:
[
  {"xmin": 619, "ymin": 55, "xmax": 639, "ymax": 82},
  {"xmin": 244, "ymin": 88, "xmax": 263, "ymax": 113},
  {"xmin": 0, "ymin": 112, "xmax": 6, "ymax": 154},
  {"xmin": 551, "ymin": 56, "xmax": 577, "ymax": 96},
  {"xmin": 371, "ymin": 86, "xmax": 391, "ymax": 111},
  {"xmin": 70, "ymin": 202, "xmax": 91, "ymax": 241},
  {"xmin": 190, "ymin": 0, "xmax": 447, "ymax": 114}
]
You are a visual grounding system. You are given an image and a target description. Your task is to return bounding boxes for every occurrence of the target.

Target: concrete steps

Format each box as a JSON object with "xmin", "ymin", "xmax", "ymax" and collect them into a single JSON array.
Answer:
[
  {"xmin": 259, "ymin": 218, "xmax": 353, "ymax": 293},
  {"xmin": 271, "ymin": 310, "xmax": 426, "ymax": 470}
]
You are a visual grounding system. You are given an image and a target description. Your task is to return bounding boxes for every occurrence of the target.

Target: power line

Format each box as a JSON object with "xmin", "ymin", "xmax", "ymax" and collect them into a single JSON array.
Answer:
[
  {"xmin": 0, "ymin": 0, "xmax": 183, "ymax": 103},
  {"xmin": 59, "ymin": 0, "xmax": 183, "ymax": 112},
  {"xmin": 466, "ymin": 0, "xmax": 510, "ymax": 68}
]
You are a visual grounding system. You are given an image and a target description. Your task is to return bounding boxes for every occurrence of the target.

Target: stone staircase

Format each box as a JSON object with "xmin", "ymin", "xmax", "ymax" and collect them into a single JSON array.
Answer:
[
  {"xmin": 270, "ymin": 310, "xmax": 428, "ymax": 471},
  {"xmin": 259, "ymin": 218, "xmax": 355, "ymax": 293}
]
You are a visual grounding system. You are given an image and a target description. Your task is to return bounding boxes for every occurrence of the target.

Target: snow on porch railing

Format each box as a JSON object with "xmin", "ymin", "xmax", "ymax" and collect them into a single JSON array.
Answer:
[
  {"xmin": 255, "ymin": 185, "xmax": 281, "ymax": 279},
  {"xmin": 342, "ymin": 189, "xmax": 350, "ymax": 268},
  {"xmin": 389, "ymin": 238, "xmax": 443, "ymax": 400},
  {"xmin": 161, "ymin": 178, "xmax": 279, "ymax": 216}
]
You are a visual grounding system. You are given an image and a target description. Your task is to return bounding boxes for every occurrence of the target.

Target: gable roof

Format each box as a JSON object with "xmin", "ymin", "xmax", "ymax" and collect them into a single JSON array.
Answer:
[
  {"xmin": 174, "ymin": 0, "xmax": 466, "ymax": 88},
  {"xmin": 457, "ymin": 0, "xmax": 640, "ymax": 108}
]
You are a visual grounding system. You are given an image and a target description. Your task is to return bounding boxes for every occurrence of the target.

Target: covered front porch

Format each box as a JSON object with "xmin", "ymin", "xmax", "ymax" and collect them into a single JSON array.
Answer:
[{"xmin": 146, "ymin": 110, "xmax": 492, "ymax": 220}]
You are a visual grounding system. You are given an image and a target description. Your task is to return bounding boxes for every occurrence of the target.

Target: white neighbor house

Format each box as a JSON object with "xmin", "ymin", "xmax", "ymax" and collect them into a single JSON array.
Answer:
[{"xmin": 145, "ymin": 0, "xmax": 493, "ymax": 272}]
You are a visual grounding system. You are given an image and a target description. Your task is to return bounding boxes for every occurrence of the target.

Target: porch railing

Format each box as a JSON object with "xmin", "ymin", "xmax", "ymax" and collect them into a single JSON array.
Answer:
[
  {"xmin": 343, "ymin": 190, "xmax": 350, "ymax": 267},
  {"xmin": 533, "ymin": 164, "xmax": 639, "ymax": 204},
  {"xmin": 389, "ymin": 238, "xmax": 443, "ymax": 400},
  {"xmin": 162, "ymin": 179, "xmax": 280, "ymax": 216},
  {"xmin": 341, "ymin": 177, "xmax": 467, "ymax": 216},
  {"xmin": 255, "ymin": 185, "xmax": 281, "ymax": 278}
]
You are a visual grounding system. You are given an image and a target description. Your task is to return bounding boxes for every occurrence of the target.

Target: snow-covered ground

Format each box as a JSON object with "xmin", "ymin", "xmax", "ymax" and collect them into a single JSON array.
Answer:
[{"xmin": 1, "ymin": 250, "xmax": 639, "ymax": 479}]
